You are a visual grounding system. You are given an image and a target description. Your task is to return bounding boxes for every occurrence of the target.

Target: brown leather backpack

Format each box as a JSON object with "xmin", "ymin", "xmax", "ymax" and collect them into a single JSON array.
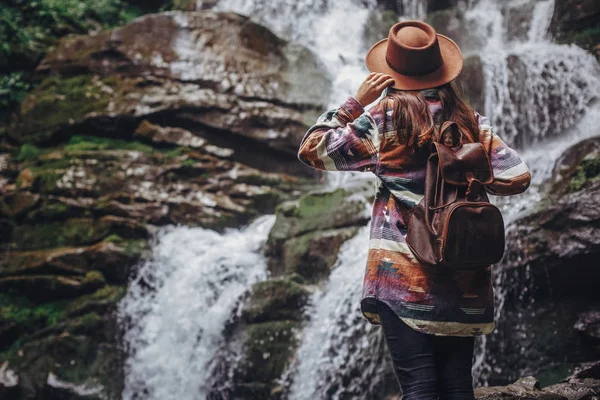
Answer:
[{"xmin": 406, "ymin": 121, "xmax": 505, "ymax": 268}]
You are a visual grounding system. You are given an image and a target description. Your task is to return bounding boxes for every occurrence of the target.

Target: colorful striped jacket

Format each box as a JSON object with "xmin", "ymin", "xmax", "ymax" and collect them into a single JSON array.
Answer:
[{"xmin": 297, "ymin": 92, "xmax": 531, "ymax": 336}]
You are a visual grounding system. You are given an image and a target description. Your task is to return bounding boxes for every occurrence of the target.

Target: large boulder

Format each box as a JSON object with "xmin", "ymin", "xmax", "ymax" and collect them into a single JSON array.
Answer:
[
  {"xmin": 265, "ymin": 183, "xmax": 371, "ymax": 277},
  {"xmin": 11, "ymin": 11, "xmax": 330, "ymax": 176}
]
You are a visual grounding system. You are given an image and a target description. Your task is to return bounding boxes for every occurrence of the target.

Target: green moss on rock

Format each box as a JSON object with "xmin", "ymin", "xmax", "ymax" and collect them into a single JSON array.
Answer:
[
  {"xmin": 0, "ymin": 293, "xmax": 66, "ymax": 328},
  {"xmin": 241, "ymin": 320, "xmax": 299, "ymax": 384},
  {"xmin": 65, "ymin": 135, "xmax": 155, "ymax": 153},
  {"xmin": 567, "ymin": 157, "xmax": 600, "ymax": 193},
  {"xmin": 11, "ymin": 218, "xmax": 112, "ymax": 251},
  {"xmin": 282, "ymin": 226, "xmax": 360, "ymax": 281},
  {"xmin": 17, "ymin": 144, "xmax": 41, "ymax": 161},
  {"xmin": 267, "ymin": 188, "xmax": 368, "ymax": 252},
  {"xmin": 13, "ymin": 75, "xmax": 110, "ymax": 144},
  {"xmin": 243, "ymin": 276, "xmax": 309, "ymax": 323}
]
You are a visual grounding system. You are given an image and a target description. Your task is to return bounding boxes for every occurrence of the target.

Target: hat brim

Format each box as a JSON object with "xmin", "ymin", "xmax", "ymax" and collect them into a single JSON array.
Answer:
[{"xmin": 365, "ymin": 34, "xmax": 463, "ymax": 91}]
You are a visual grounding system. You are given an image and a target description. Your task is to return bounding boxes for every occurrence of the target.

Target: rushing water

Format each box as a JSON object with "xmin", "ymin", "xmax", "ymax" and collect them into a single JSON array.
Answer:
[
  {"xmin": 121, "ymin": 0, "xmax": 600, "ymax": 397},
  {"xmin": 119, "ymin": 215, "xmax": 275, "ymax": 400},
  {"xmin": 284, "ymin": 225, "xmax": 394, "ymax": 400}
]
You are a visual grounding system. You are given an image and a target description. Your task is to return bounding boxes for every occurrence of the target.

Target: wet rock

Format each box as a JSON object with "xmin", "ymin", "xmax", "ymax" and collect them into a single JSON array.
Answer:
[
  {"xmin": 9, "ymin": 216, "xmax": 148, "ymax": 252},
  {"xmin": 481, "ymin": 139, "xmax": 600, "ymax": 386},
  {"xmin": 1, "ymin": 239, "xmax": 147, "ymax": 283},
  {"xmin": 574, "ymin": 311, "xmax": 600, "ymax": 344},
  {"xmin": 502, "ymin": 175, "xmax": 600, "ymax": 299},
  {"xmin": 133, "ymin": 120, "xmax": 207, "ymax": 149},
  {"xmin": 243, "ymin": 276, "xmax": 309, "ymax": 323},
  {"xmin": 426, "ymin": 5, "xmax": 484, "ymax": 54},
  {"xmin": 0, "ymin": 271, "xmax": 106, "ymax": 303},
  {"xmin": 267, "ymin": 186, "xmax": 370, "ymax": 254},
  {"xmin": 44, "ymin": 372, "xmax": 104, "ymax": 400},
  {"xmin": 479, "ymin": 297, "xmax": 599, "ymax": 387},
  {"xmin": 427, "ymin": 0, "xmax": 460, "ymax": 12},
  {"xmin": 544, "ymin": 361, "xmax": 600, "ymax": 400},
  {"xmin": 549, "ymin": 137, "xmax": 600, "ymax": 196},
  {"xmin": 0, "ymin": 362, "xmax": 19, "ymax": 400},
  {"xmin": 504, "ymin": 1, "xmax": 536, "ymax": 43},
  {"xmin": 362, "ymin": 9, "xmax": 398, "ymax": 52},
  {"xmin": 238, "ymin": 320, "xmax": 299, "ymax": 385},
  {"xmin": 0, "ymin": 192, "xmax": 40, "ymax": 218},
  {"xmin": 14, "ymin": 11, "xmax": 328, "ymax": 170},
  {"xmin": 475, "ymin": 376, "xmax": 567, "ymax": 399},
  {"xmin": 282, "ymin": 226, "xmax": 361, "ymax": 281},
  {"xmin": 457, "ymin": 55, "xmax": 485, "ymax": 112},
  {"xmin": 2, "ymin": 334, "xmax": 123, "ymax": 400},
  {"xmin": 550, "ymin": 0, "xmax": 600, "ymax": 53}
]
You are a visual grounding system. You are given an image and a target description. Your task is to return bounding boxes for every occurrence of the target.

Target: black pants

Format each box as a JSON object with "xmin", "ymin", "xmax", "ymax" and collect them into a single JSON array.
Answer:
[{"xmin": 377, "ymin": 301, "xmax": 475, "ymax": 400}]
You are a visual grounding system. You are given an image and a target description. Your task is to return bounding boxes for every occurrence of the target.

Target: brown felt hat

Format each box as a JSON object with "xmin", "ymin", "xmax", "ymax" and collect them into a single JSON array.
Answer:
[{"xmin": 365, "ymin": 20, "xmax": 463, "ymax": 91}]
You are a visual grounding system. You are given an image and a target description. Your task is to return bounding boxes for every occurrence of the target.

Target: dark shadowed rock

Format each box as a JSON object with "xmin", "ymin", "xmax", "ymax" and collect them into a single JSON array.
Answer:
[
  {"xmin": 574, "ymin": 311, "xmax": 600, "ymax": 346},
  {"xmin": 544, "ymin": 361, "xmax": 600, "ymax": 399},
  {"xmin": 481, "ymin": 138, "xmax": 600, "ymax": 386},
  {"xmin": 456, "ymin": 55, "xmax": 485, "ymax": 112},
  {"xmin": 550, "ymin": 0, "xmax": 600, "ymax": 54},
  {"xmin": 242, "ymin": 275, "xmax": 309, "ymax": 323}
]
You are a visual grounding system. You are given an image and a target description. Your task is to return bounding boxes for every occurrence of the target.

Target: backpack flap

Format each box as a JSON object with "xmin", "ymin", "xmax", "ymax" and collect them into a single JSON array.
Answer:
[{"xmin": 436, "ymin": 142, "xmax": 493, "ymax": 186}]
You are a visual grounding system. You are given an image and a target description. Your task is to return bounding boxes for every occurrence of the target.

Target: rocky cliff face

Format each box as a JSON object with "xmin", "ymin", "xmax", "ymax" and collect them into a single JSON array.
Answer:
[
  {"xmin": 480, "ymin": 136, "xmax": 600, "ymax": 387},
  {"xmin": 550, "ymin": 0, "xmax": 600, "ymax": 58},
  {"xmin": 0, "ymin": 10, "xmax": 329, "ymax": 399}
]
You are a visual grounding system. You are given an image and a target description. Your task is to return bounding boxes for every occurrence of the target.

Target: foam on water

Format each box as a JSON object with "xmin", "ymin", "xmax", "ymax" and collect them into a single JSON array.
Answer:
[{"xmin": 119, "ymin": 215, "xmax": 275, "ymax": 399}]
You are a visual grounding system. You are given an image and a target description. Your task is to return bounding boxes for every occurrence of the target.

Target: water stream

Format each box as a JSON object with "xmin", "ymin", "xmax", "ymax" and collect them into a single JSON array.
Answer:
[{"xmin": 119, "ymin": 216, "xmax": 275, "ymax": 399}]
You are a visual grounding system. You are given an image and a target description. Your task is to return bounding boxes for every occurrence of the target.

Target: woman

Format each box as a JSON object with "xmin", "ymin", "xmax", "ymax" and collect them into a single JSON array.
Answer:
[{"xmin": 297, "ymin": 21, "xmax": 531, "ymax": 400}]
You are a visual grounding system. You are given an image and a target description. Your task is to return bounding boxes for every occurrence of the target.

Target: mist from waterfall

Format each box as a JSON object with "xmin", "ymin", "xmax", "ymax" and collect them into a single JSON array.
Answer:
[{"xmin": 119, "ymin": 215, "xmax": 275, "ymax": 400}]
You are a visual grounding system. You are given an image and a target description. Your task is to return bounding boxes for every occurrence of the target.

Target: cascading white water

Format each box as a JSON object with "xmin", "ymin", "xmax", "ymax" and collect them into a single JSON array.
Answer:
[
  {"xmin": 466, "ymin": 0, "xmax": 600, "ymax": 149},
  {"xmin": 284, "ymin": 225, "xmax": 393, "ymax": 400},
  {"xmin": 401, "ymin": 0, "xmax": 427, "ymax": 20},
  {"xmin": 119, "ymin": 215, "xmax": 275, "ymax": 400}
]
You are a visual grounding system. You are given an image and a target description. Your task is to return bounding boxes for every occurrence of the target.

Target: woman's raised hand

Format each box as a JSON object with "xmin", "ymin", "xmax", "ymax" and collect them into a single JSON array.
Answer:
[{"xmin": 354, "ymin": 72, "xmax": 395, "ymax": 107}]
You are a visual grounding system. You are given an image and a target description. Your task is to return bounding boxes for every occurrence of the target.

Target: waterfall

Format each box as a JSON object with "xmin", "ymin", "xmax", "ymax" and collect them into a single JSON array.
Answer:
[
  {"xmin": 466, "ymin": 0, "xmax": 600, "ymax": 149},
  {"xmin": 119, "ymin": 215, "xmax": 275, "ymax": 400},
  {"xmin": 400, "ymin": 0, "xmax": 427, "ymax": 20},
  {"xmin": 284, "ymin": 226, "xmax": 393, "ymax": 400}
]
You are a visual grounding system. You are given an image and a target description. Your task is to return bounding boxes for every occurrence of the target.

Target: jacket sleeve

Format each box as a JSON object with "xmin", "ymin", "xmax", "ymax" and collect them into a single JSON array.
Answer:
[
  {"xmin": 297, "ymin": 96, "xmax": 380, "ymax": 172},
  {"xmin": 477, "ymin": 114, "xmax": 532, "ymax": 196}
]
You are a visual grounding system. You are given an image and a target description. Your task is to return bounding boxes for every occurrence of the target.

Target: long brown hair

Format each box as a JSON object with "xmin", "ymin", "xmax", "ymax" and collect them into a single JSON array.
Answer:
[{"xmin": 380, "ymin": 82, "xmax": 479, "ymax": 150}]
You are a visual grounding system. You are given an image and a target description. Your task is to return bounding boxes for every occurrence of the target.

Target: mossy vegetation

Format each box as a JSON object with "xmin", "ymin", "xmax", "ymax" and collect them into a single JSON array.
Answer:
[
  {"xmin": 0, "ymin": 0, "xmax": 146, "ymax": 126},
  {"xmin": 0, "ymin": 293, "xmax": 66, "ymax": 327},
  {"xmin": 281, "ymin": 188, "xmax": 349, "ymax": 219},
  {"xmin": 567, "ymin": 157, "xmax": 600, "ymax": 193},
  {"xmin": 16, "ymin": 75, "xmax": 111, "ymax": 143},
  {"xmin": 17, "ymin": 143, "xmax": 41, "ymax": 161},
  {"xmin": 11, "ymin": 218, "xmax": 112, "ymax": 250},
  {"xmin": 65, "ymin": 134, "xmax": 155, "ymax": 153}
]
